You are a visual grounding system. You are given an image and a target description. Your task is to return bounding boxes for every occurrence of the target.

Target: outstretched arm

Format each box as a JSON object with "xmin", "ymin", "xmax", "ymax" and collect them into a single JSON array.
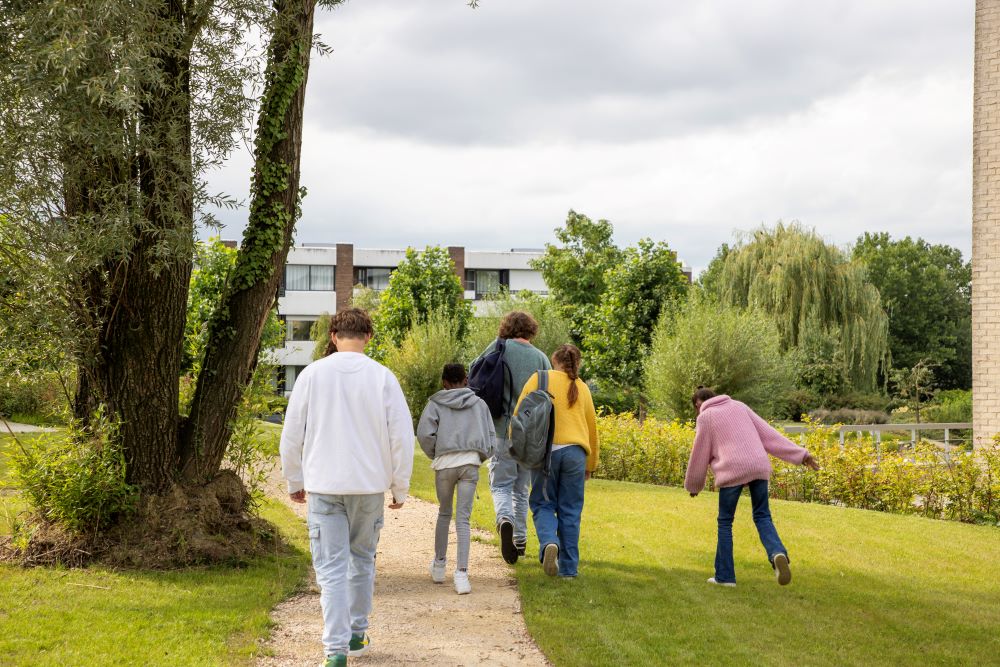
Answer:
[{"xmin": 684, "ymin": 413, "xmax": 713, "ymax": 495}]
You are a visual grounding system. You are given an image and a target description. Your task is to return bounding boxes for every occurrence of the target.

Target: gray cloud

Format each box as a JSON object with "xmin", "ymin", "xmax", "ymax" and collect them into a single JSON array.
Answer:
[{"xmin": 304, "ymin": 1, "xmax": 971, "ymax": 144}]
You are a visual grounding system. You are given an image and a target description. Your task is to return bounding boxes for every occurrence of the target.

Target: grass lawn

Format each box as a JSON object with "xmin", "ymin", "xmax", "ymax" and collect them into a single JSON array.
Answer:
[
  {"xmin": 0, "ymin": 433, "xmax": 312, "ymax": 667},
  {"xmin": 409, "ymin": 452, "xmax": 1000, "ymax": 666}
]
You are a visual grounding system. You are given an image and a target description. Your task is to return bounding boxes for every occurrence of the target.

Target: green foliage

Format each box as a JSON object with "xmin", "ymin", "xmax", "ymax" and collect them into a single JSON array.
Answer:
[
  {"xmin": 532, "ymin": 210, "xmax": 624, "ymax": 344},
  {"xmin": 853, "ymin": 233, "xmax": 972, "ymax": 390},
  {"xmin": 807, "ymin": 408, "xmax": 890, "ymax": 425},
  {"xmin": 709, "ymin": 222, "xmax": 889, "ymax": 391},
  {"xmin": 463, "ymin": 289, "xmax": 572, "ymax": 362},
  {"xmin": 383, "ymin": 311, "xmax": 465, "ymax": 424},
  {"xmin": 11, "ymin": 408, "xmax": 137, "ymax": 533},
  {"xmin": 0, "ymin": 370, "xmax": 67, "ymax": 421},
  {"xmin": 890, "ymin": 359, "xmax": 936, "ymax": 423},
  {"xmin": 645, "ymin": 298, "xmax": 793, "ymax": 421},
  {"xmin": 584, "ymin": 238, "xmax": 689, "ymax": 389},
  {"xmin": 310, "ymin": 312, "xmax": 331, "ymax": 361},
  {"xmin": 185, "ymin": 238, "xmax": 237, "ymax": 373},
  {"xmin": 351, "ymin": 284, "xmax": 382, "ymax": 315},
  {"xmin": 594, "ymin": 412, "xmax": 1000, "ymax": 525},
  {"xmin": 925, "ymin": 389, "xmax": 972, "ymax": 424},
  {"xmin": 373, "ymin": 247, "xmax": 471, "ymax": 358},
  {"xmin": 594, "ymin": 413, "xmax": 697, "ymax": 487}
]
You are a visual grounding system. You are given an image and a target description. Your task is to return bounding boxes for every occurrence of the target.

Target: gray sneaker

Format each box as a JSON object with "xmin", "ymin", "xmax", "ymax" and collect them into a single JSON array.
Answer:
[{"xmin": 542, "ymin": 543, "xmax": 559, "ymax": 577}]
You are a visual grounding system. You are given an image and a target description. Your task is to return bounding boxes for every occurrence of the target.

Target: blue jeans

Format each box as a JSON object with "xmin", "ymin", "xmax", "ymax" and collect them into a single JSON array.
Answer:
[
  {"xmin": 529, "ymin": 445, "xmax": 587, "ymax": 576},
  {"xmin": 489, "ymin": 440, "xmax": 531, "ymax": 544},
  {"xmin": 308, "ymin": 493, "xmax": 384, "ymax": 656},
  {"xmin": 715, "ymin": 479, "xmax": 787, "ymax": 584}
]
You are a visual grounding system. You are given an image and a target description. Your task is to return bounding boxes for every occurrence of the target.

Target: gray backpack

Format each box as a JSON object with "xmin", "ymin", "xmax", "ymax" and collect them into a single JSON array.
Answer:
[{"xmin": 508, "ymin": 370, "xmax": 555, "ymax": 474}]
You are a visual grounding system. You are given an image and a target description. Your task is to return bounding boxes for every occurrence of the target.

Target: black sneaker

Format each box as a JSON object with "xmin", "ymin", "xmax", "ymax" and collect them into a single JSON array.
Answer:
[
  {"xmin": 515, "ymin": 541, "xmax": 526, "ymax": 557},
  {"xmin": 499, "ymin": 519, "xmax": 518, "ymax": 564}
]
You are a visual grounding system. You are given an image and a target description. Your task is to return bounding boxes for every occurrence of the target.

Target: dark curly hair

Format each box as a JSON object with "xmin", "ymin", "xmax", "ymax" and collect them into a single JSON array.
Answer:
[
  {"xmin": 323, "ymin": 308, "xmax": 373, "ymax": 356},
  {"xmin": 498, "ymin": 311, "xmax": 539, "ymax": 340}
]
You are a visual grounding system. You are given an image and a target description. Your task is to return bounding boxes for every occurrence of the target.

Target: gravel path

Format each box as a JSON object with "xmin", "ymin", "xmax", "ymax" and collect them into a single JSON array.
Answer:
[
  {"xmin": 0, "ymin": 421, "xmax": 56, "ymax": 434},
  {"xmin": 257, "ymin": 472, "xmax": 550, "ymax": 667}
]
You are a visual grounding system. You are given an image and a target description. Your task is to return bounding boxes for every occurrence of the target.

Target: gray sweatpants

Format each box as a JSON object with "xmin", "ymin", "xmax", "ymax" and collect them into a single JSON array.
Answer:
[{"xmin": 434, "ymin": 464, "xmax": 480, "ymax": 571}]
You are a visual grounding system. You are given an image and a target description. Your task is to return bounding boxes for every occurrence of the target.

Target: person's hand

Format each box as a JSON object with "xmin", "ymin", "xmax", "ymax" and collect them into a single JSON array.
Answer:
[
  {"xmin": 803, "ymin": 453, "xmax": 820, "ymax": 471},
  {"xmin": 388, "ymin": 498, "xmax": 404, "ymax": 510},
  {"xmin": 289, "ymin": 490, "xmax": 306, "ymax": 504},
  {"xmin": 584, "ymin": 471, "xmax": 592, "ymax": 481}
]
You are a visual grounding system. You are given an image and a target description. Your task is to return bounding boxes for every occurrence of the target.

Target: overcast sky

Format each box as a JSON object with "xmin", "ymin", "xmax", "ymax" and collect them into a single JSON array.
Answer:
[{"xmin": 206, "ymin": 1, "xmax": 974, "ymax": 275}]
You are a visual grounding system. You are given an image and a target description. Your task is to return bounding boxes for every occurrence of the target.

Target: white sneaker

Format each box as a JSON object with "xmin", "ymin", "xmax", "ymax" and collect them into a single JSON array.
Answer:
[
  {"xmin": 454, "ymin": 569, "xmax": 471, "ymax": 595},
  {"xmin": 707, "ymin": 577, "xmax": 736, "ymax": 587},
  {"xmin": 430, "ymin": 558, "xmax": 446, "ymax": 584},
  {"xmin": 773, "ymin": 553, "xmax": 792, "ymax": 586}
]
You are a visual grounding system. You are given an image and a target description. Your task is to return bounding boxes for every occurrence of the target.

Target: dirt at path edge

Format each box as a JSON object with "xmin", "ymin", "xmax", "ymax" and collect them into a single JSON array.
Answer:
[{"xmin": 256, "ymin": 472, "xmax": 550, "ymax": 667}]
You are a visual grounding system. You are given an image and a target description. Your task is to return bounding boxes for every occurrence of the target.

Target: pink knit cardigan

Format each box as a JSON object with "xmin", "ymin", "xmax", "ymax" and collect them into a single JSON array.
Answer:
[{"xmin": 684, "ymin": 395, "xmax": 809, "ymax": 494}]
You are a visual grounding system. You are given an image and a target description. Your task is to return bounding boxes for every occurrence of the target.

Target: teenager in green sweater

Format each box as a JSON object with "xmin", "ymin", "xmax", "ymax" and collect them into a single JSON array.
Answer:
[{"xmin": 474, "ymin": 311, "xmax": 551, "ymax": 564}]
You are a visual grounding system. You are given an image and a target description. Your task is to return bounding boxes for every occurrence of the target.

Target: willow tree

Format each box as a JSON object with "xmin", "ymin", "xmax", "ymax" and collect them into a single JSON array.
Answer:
[
  {"xmin": 0, "ymin": 0, "xmax": 335, "ymax": 502},
  {"xmin": 710, "ymin": 222, "xmax": 889, "ymax": 391}
]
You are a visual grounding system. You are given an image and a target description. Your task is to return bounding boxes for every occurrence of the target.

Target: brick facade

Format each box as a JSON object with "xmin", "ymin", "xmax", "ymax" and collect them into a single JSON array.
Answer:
[
  {"xmin": 335, "ymin": 243, "xmax": 354, "ymax": 312},
  {"xmin": 448, "ymin": 246, "xmax": 465, "ymax": 284},
  {"xmin": 974, "ymin": 1, "xmax": 1000, "ymax": 446}
]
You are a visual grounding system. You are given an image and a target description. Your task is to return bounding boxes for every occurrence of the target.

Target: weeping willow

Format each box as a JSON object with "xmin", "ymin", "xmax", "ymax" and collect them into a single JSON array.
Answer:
[{"xmin": 717, "ymin": 222, "xmax": 889, "ymax": 391}]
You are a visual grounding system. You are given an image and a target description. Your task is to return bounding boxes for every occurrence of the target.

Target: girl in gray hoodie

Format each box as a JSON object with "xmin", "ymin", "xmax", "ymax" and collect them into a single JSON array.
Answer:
[{"xmin": 417, "ymin": 363, "xmax": 497, "ymax": 594}]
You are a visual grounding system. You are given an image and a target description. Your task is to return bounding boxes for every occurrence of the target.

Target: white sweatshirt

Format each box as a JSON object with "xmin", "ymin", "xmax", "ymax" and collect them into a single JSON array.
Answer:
[{"xmin": 279, "ymin": 352, "xmax": 414, "ymax": 502}]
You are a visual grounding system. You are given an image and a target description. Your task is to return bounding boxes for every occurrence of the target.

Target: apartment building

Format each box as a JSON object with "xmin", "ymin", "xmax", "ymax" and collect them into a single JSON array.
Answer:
[
  {"xmin": 273, "ymin": 244, "xmax": 549, "ymax": 393},
  {"xmin": 272, "ymin": 242, "xmax": 692, "ymax": 394}
]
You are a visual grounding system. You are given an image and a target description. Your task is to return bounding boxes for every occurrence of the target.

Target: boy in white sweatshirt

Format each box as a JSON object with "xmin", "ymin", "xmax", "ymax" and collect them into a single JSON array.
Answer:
[{"xmin": 280, "ymin": 308, "xmax": 414, "ymax": 667}]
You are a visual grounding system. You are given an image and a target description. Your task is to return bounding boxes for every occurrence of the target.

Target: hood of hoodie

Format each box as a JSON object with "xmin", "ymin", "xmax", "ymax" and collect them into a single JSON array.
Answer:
[{"xmin": 430, "ymin": 387, "xmax": 482, "ymax": 410}]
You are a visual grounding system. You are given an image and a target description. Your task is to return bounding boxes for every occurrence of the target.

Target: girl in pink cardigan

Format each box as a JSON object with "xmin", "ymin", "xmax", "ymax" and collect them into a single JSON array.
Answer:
[{"xmin": 684, "ymin": 388, "xmax": 819, "ymax": 587}]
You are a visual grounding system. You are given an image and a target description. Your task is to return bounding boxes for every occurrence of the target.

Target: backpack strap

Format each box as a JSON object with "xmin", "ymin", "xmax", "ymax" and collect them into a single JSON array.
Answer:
[{"xmin": 537, "ymin": 369, "xmax": 549, "ymax": 394}]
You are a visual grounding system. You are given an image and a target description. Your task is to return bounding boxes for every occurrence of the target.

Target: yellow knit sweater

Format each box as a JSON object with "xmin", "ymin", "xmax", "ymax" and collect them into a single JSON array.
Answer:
[{"xmin": 513, "ymin": 370, "xmax": 600, "ymax": 472}]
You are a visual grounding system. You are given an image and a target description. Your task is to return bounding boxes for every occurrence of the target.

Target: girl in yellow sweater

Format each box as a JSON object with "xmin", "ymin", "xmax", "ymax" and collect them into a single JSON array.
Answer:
[{"xmin": 513, "ymin": 344, "xmax": 599, "ymax": 577}]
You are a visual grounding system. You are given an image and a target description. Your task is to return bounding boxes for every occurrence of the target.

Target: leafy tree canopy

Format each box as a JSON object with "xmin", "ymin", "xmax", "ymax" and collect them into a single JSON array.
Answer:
[
  {"xmin": 373, "ymin": 246, "xmax": 471, "ymax": 354},
  {"xmin": 707, "ymin": 221, "xmax": 889, "ymax": 392},
  {"xmin": 852, "ymin": 233, "xmax": 971, "ymax": 390},
  {"xmin": 645, "ymin": 297, "xmax": 793, "ymax": 421},
  {"xmin": 584, "ymin": 238, "xmax": 689, "ymax": 388},
  {"xmin": 532, "ymin": 210, "xmax": 623, "ymax": 344}
]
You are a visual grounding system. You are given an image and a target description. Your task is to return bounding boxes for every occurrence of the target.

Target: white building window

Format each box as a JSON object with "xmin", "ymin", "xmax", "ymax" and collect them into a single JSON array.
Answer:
[
  {"xmin": 285, "ymin": 264, "xmax": 335, "ymax": 291},
  {"xmin": 287, "ymin": 319, "xmax": 315, "ymax": 342},
  {"xmin": 354, "ymin": 267, "xmax": 393, "ymax": 292}
]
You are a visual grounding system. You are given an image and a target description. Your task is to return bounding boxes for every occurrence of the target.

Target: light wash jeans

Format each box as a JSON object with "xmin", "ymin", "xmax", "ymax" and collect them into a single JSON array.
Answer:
[
  {"xmin": 308, "ymin": 493, "xmax": 385, "ymax": 657},
  {"xmin": 488, "ymin": 439, "xmax": 531, "ymax": 544},
  {"xmin": 434, "ymin": 464, "xmax": 479, "ymax": 570},
  {"xmin": 529, "ymin": 445, "xmax": 587, "ymax": 576}
]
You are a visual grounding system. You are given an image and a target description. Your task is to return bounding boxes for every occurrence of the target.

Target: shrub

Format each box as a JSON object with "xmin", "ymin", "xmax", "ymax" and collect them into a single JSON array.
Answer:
[
  {"xmin": 924, "ymin": 389, "xmax": 972, "ymax": 423},
  {"xmin": 644, "ymin": 298, "xmax": 794, "ymax": 421},
  {"xmin": 594, "ymin": 413, "xmax": 698, "ymax": 488},
  {"xmin": 808, "ymin": 408, "xmax": 890, "ymax": 425},
  {"xmin": 384, "ymin": 310, "xmax": 464, "ymax": 424},
  {"xmin": 594, "ymin": 412, "xmax": 1000, "ymax": 526},
  {"xmin": 11, "ymin": 408, "xmax": 138, "ymax": 533},
  {"xmin": 0, "ymin": 369, "xmax": 66, "ymax": 421}
]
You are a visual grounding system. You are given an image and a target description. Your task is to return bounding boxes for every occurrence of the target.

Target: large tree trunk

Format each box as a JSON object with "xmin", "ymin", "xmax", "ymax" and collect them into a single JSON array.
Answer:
[
  {"xmin": 178, "ymin": 0, "xmax": 316, "ymax": 482},
  {"xmin": 71, "ymin": 0, "xmax": 194, "ymax": 493}
]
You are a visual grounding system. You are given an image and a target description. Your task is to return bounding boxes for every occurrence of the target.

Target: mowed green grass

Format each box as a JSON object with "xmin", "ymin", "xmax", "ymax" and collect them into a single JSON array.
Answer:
[
  {"xmin": 0, "ymin": 434, "xmax": 312, "ymax": 667},
  {"xmin": 409, "ymin": 452, "xmax": 1000, "ymax": 667}
]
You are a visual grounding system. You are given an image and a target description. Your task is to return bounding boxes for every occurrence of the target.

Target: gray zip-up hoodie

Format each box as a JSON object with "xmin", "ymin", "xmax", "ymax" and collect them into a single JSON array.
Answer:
[{"xmin": 417, "ymin": 388, "xmax": 497, "ymax": 461}]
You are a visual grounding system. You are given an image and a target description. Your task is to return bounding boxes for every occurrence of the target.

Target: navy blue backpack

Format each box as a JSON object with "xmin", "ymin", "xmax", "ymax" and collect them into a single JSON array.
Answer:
[{"xmin": 468, "ymin": 338, "xmax": 514, "ymax": 420}]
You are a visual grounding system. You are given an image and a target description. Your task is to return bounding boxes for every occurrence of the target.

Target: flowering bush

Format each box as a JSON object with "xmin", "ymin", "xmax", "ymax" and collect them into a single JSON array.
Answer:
[{"xmin": 595, "ymin": 413, "xmax": 1000, "ymax": 525}]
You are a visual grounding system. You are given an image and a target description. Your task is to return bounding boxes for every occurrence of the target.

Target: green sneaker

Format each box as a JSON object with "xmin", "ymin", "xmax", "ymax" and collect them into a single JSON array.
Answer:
[
  {"xmin": 322, "ymin": 655, "xmax": 347, "ymax": 667},
  {"xmin": 349, "ymin": 632, "xmax": 370, "ymax": 657}
]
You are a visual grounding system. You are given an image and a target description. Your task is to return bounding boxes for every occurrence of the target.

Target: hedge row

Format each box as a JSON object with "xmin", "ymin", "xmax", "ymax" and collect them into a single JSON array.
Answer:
[{"xmin": 594, "ymin": 414, "xmax": 1000, "ymax": 525}]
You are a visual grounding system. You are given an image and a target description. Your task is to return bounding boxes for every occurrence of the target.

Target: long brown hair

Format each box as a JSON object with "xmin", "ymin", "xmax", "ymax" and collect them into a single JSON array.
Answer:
[{"xmin": 551, "ymin": 344, "xmax": 582, "ymax": 407}]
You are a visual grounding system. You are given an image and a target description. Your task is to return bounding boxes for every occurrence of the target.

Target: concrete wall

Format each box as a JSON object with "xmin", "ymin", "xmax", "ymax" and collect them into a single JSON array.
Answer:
[{"xmin": 974, "ymin": 0, "xmax": 1000, "ymax": 446}]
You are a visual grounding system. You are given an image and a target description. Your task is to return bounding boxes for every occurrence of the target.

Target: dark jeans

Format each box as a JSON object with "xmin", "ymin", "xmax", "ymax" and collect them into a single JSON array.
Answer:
[
  {"xmin": 715, "ymin": 479, "xmax": 787, "ymax": 583},
  {"xmin": 529, "ymin": 445, "xmax": 587, "ymax": 576}
]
